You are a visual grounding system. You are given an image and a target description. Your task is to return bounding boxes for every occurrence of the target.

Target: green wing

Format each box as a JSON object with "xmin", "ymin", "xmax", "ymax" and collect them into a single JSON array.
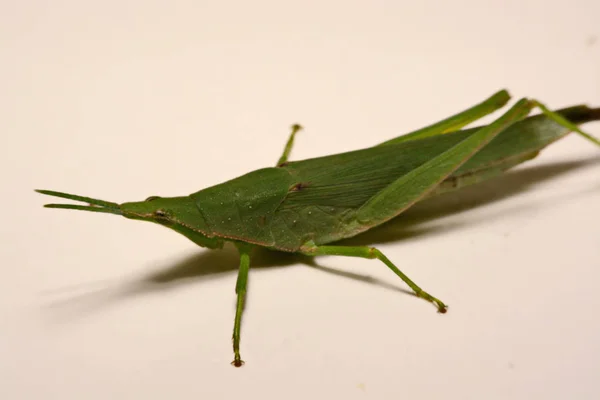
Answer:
[{"xmin": 275, "ymin": 106, "xmax": 598, "ymax": 246}]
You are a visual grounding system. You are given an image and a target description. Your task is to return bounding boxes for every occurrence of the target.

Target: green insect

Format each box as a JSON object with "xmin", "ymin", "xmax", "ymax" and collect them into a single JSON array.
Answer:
[{"xmin": 37, "ymin": 90, "xmax": 600, "ymax": 366}]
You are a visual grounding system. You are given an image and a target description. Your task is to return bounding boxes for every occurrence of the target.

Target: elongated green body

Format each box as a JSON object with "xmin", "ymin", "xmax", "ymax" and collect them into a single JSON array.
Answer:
[
  {"xmin": 189, "ymin": 106, "xmax": 598, "ymax": 252},
  {"xmin": 37, "ymin": 90, "xmax": 600, "ymax": 366}
]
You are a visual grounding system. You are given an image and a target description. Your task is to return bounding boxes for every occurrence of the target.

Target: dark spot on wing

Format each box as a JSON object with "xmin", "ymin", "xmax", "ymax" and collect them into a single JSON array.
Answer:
[
  {"xmin": 289, "ymin": 182, "xmax": 308, "ymax": 192},
  {"xmin": 278, "ymin": 162, "xmax": 290, "ymax": 167}
]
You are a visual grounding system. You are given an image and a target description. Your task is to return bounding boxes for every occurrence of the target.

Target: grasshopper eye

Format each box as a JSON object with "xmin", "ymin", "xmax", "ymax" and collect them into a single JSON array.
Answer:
[
  {"xmin": 154, "ymin": 209, "xmax": 169, "ymax": 218},
  {"xmin": 146, "ymin": 196, "xmax": 161, "ymax": 202}
]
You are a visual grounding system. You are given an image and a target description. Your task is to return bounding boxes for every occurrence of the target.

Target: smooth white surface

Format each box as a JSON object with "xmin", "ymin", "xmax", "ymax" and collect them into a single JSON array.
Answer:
[{"xmin": 2, "ymin": 1, "xmax": 599, "ymax": 399}]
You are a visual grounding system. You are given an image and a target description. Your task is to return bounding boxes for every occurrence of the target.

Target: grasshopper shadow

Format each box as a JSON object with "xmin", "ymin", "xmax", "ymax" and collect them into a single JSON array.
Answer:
[{"xmin": 45, "ymin": 156, "xmax": 600, "ymax": 317}]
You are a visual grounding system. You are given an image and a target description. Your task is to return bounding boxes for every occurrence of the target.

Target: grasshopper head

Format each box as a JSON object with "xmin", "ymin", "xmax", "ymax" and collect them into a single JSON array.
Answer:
[
  {"xmin": 120, "ymin": 195, "xmax": 198, "ymax": 223},
  {"xmin": 36, "ymin": 190, "xmax": 222, "ymax": 249}
]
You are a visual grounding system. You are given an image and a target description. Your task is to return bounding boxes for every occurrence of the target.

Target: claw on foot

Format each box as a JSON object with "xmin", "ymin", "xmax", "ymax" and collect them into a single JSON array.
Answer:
[
  {"xmin": 231, "ymin": 358, "xmax": 245, "ymax": 367},
  {"xmin": 417, "ymin": 291, "xmax": 448, "ymax": 314}
]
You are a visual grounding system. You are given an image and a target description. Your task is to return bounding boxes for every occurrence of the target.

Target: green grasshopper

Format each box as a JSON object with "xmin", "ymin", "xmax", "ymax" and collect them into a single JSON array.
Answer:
[{"xmin": 37, "ymin": 90, "xmax": 600, "ymax": 366}]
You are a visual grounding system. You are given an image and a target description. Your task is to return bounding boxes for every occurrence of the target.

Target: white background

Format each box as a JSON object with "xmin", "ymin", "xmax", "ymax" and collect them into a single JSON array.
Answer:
[{"xmin": 1, "ymin": 1, "xmax": 599, "ymax": 399}]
